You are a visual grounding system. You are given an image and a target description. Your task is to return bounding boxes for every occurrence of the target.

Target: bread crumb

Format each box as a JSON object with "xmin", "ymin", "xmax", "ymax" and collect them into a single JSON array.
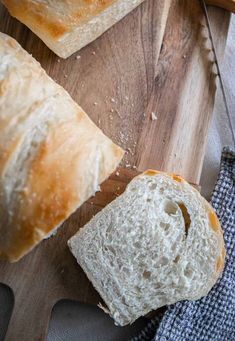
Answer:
[
  {"xmin": 151, "ymin": 112, "xmax": 158, "ymax": 121},
  {"xmin": 57, "ymin": 59, "xmax": 60, "ymax": 63},
  {"xmin": 76, "ymin": 55, "xmax": 81, "ymax": 60},
  {"xmin": 111, "ymin": 98, "xmax": 116, "ymax": 103},
  {"xmin": 92, "ymin": 51, "xmax": 96, "ymax": 55},
  {"xmin": 116, "ymin": 171, "xmax": 120, "ymax": 176},
  {"xmin": 125, "ymin": 96, "xmax": 129, "ymax": 101},
  {"xmin": 64, "ymin": 74, "xmax": 68, "ymax": 78},
  {"xmin": 94, "ymin": 102, "xmax": 98, "ymax": 106},
  {"xmin": 183, "ymin": 55, "xmax": 186, "ymax": 59},
  {"xmin": 98, "ymin": 303, "xmax": 109, "ymax": 315},
  {"xmin": 133, "ymin": 165, "xmax": 137, "ymax": 170}
]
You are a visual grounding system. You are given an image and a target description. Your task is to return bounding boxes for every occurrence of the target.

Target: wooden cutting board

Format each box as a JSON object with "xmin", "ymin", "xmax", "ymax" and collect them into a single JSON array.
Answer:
[{"xmin": 0, "ymin": 0, "xmax": 230, "ymax": 340}]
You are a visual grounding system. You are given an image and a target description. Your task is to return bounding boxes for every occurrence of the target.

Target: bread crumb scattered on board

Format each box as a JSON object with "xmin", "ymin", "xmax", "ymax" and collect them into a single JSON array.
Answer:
[
  {"xmin": 76, "ymin": 55, "xmax": 81, "ymax": 60},
  {"xmin": 151, "ymin": 112, "xmax": 158, "ymax": 121}
]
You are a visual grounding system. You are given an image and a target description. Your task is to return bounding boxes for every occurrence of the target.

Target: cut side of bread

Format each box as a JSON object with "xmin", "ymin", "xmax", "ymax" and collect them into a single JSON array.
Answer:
[
  {"xmin": 2, "ymin": 0, "xmax": 146, "ymax": 58},
  {"xmin": 0, "ymin": 33, "xmax": 124, "ymax": 262},
  {"xmin": 68, "ymin": 170, "xmax": 225, "ymax": 326}
]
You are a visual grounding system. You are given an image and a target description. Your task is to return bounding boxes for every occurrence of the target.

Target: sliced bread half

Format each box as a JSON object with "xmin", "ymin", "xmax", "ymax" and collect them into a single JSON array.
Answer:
[{"xmin": 68, "ymin": 170, "xmax": 225, "ymax": 326}]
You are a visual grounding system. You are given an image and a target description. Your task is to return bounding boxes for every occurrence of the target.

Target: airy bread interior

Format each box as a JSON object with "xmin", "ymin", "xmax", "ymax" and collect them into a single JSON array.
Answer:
[{"xmin": 68, "ymin": 171, "xmax": 225, "ymax": 326}]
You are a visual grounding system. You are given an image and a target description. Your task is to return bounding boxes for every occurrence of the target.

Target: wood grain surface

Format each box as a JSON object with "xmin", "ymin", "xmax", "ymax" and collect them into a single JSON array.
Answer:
[{"xmin": 0, "ymin": 0, "xmax": 230, "ymax": 340}]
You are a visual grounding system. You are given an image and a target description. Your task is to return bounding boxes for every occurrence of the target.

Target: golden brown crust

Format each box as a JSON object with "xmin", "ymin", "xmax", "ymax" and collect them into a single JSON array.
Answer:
[
  {"xmin": 0, "ymin": 33, "xmax": 124, "ymax": 262},
  {"xmin": 2, "ymin": 0, "xmax": 116, "ymax": 39},
  {"xmin": 144, "ymin": 169, "xmax": 184, "ymax": 183},
  {"xmin": 207, "ymin": 206, "xmax": 226, "ymax": 275}
]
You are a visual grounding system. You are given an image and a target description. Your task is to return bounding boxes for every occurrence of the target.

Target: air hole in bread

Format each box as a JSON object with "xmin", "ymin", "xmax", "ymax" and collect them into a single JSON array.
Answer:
[
  {"xmin": 174, "ymin": 255, "xmax": 180, "ymax": 263},
  {"xmin": 163, "ymin": 200, "xmax": 178, "ymax": 215},
  {"xmin": 149, "ymin": 183, "xmax": 157, "ymax": 190},
  {"xmin": 159, "ymin": 256, "xmax": 169, "ymax": 266},
  {"xmin": 134, "ymin": 242, "xmax": 141, "ymax": 248},
  {"xmin": 143, "ymin": 271, "xmax": 151, "ymax": 279},
  {"xmin": 160, "ymin": 222, "xmax": 170, "ymax": 232},
  {"xmin": 107, "ymin": 246, "xmax": 116, "ymax": 255},
  {"xmin": 184, "ymin": 265, "xmax": 193, "ymax": 278},
  {"xmin": 178, "ymin": 203, "xmax": 191, "ymax": 236},
  {"xmin": 147, "ymin": 198, "xmax": 152, "ymax": 202},
  {"xmin": 106, "ymin": 225, "xmax": 112, "ymax": 234},
  {"xmin": 122, "ymin": 267, "xmax": 130, "ymax": 275}
]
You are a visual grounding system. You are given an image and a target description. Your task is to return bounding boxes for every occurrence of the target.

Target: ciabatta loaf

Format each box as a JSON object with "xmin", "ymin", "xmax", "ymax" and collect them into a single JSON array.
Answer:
[
  {"xmin": 2, "ymin": 0, "xmax": 146, "ymax": 58},
  {"xmin": 0, "ymin": 33, "xmax": 124, "ymax": 262},
  {"xmin": 68, "ymin": 170, "xmax": 225, "ymax": 326}
]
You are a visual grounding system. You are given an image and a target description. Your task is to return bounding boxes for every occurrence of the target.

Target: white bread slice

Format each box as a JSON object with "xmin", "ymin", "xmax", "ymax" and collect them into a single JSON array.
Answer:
[
  {"xmin": 0, "ymin": 33, "xmax": 124, "ymax": 262},
  {"xmin": 2, "ymin": 0, "xmax": 146, "ymax": 58},
  {"xmin": 68, "ymin": 170, "xmax": 225, "ymax": 326}
]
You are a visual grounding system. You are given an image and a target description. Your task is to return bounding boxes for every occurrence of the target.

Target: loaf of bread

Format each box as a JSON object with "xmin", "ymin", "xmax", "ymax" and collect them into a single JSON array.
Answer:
[
  {"xmin": 68, "ymin": 170, "xmax": 225, "ymax": 326},
  {"xmin": 0, "ymin": 32, "xmax": 124, "ymax": 262},
  {"xmin": 2, "ymin": 0, "xmax": 146, "ymax": 58}
]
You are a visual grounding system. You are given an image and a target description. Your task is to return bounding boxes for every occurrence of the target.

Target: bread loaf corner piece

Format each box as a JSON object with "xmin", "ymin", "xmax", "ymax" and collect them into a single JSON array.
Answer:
[
  {"xmin": 2, "ymin": 0, "xmax": 145, "ymax": 58},
  {"xmin": 68, "ymin": 170, "xmax": 225, "ymax": 326},
  {"xmin": 0, "ymin": 32, "xmax": 124, "ymax": 262}
]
